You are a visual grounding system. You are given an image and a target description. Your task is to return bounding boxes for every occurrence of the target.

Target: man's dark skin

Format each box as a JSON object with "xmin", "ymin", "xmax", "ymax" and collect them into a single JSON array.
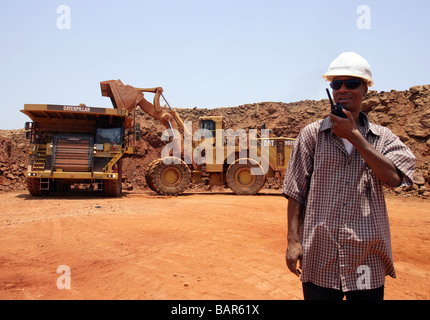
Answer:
[{"xmin": 285, "ymin": 76, "xmax": 404, "ymax": 276}]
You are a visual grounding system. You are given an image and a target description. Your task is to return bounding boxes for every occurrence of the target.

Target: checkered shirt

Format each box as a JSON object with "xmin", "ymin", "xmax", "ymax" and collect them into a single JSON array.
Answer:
[{"xmin": 282, "ymin": 113, "xmax": 416, "ymax": 292}]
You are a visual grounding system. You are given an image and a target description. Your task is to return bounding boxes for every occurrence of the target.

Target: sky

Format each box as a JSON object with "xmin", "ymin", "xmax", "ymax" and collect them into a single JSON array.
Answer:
[{"xmin": 0, "ymin": 0, "xmax": 429, "ymax": 130}]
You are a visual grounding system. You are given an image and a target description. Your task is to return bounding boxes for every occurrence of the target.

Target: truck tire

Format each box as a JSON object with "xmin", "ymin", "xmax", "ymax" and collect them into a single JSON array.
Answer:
[
  {"xmin": 226, "ymin": 158, "xmax": 266, "ymax": 195},
  {"xmin": 145, "ymin": 159, "xmax": 159, "ymax": 192},
  {"xmin": 149, "ymin": 157, "xmax": 190, "ymax": 196},
  {"xmin": 27, "ymin": 178, "xmax": 43, "ymax": 196},
  {"xmin": 104, "ymin": 160, "xmax": 122, "ymax": 197}
]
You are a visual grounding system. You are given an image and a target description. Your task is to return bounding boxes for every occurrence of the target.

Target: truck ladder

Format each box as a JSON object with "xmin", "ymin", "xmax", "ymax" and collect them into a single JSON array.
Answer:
[
  {"xmin": 33, "ymin": 144, "xmax": 47, "ymax": 171},
  {"xmin": 40, "ymin": 178, "xmax": 50, "ymax": 191}
]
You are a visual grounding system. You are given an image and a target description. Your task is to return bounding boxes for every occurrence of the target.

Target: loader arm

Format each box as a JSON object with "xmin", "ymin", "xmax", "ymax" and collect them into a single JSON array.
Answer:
[{"xmin": 100, "ymin": 79, "xmax": 182, "ymax": 151}]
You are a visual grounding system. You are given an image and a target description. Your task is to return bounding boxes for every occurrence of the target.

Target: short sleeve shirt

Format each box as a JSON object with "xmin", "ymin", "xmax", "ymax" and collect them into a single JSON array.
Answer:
[{"xmin": 282, "ymin": 113, "xmax": 416, "ymax": 291}]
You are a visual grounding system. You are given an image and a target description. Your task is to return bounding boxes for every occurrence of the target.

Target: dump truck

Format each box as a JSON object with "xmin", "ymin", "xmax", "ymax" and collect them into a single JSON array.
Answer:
[{"xmin": 21, "ymin": 103, "xmax": 138, "ymax": 196}]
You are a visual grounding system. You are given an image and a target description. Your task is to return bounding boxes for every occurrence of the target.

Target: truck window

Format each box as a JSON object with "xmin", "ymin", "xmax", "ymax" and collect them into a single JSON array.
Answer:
[{"xmin": 96, "ymin": 127, "xmax": 123, "ymax": 144}]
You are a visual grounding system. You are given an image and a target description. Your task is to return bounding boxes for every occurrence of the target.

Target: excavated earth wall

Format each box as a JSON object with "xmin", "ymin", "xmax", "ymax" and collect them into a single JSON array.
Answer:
[{"xmin": 1, "ymin": 85, "xmax": 429, "ymax": 198}]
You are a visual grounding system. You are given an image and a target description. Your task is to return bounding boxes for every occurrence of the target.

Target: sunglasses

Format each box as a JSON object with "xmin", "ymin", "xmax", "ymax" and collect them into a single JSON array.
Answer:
[{"xmin": 330, "ymin": 79, "xmax": 363, "ymax": 90}]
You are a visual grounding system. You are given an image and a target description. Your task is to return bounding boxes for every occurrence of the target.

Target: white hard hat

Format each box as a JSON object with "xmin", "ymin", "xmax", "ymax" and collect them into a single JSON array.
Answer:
[{"xmin": 322, "ymin": 52, "xmax": 374, "ymax": 87}]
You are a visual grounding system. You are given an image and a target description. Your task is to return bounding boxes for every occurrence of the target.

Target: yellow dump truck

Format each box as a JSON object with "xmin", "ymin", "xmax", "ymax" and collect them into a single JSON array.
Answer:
[{"xmin": 21, "ymin": 103, "xmax": 137, "ymax": 196}]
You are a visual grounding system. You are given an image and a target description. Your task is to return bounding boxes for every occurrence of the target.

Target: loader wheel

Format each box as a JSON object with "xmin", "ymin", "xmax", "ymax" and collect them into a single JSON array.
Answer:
[
  {"xmin": 104, "ymin": 160, "xmax": 122, "ymax": 197},
  {"xmin": 150, "ymin": 157, "xmax": 191, "ymax": 196},
  {"xmin": 226, "ymin": 158, "xmax": 266, "ymax": 195},
  {"xmin": 145, "ymin": 159, "xmax": 159, "ymax": 192},
  {"xmin": 27, "ymin": 178, "xmax": 43, "ymax": 196}
]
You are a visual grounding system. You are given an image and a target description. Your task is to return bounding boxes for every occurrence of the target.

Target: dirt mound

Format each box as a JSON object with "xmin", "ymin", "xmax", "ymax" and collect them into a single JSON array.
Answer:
[
  {"xmin": 0, "ymin": 129, "xmax": 28, "ymax": 192},
  {"xmin": 1, "ymin": 85, "xmax": 429, "ymax": 197}
]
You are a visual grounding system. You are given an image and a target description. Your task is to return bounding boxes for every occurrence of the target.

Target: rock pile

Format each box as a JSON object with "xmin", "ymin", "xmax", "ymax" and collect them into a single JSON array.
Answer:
[
  {"xmin": 390, "ymin": 165, "xmax": 430, "ymax": 198},
  {"xmin": 0, "ymin": 130, "xmax": 28, "ymax": 192}
]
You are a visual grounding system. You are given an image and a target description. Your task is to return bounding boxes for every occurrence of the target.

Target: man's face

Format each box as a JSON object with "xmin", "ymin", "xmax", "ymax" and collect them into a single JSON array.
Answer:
[{"xmin": 332, "ymin": 76, "xmax": 368, "ymax": 113}]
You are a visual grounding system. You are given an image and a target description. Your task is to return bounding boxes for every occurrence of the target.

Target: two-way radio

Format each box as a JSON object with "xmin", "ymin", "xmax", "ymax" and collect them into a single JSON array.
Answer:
[{"xmin": 326, "ymin": 89, "xmax": 347, "ymax": 118}]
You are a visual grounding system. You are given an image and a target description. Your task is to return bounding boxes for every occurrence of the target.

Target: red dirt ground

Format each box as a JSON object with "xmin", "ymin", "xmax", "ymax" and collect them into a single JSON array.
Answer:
[{"xmin": 0, "ymin": 190, "xmax": 428, "ymax": 300}]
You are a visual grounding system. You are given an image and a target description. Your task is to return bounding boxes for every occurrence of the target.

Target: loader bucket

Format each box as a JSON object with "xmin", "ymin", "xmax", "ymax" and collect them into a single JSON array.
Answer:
[{"xmin": 100, "ymin": 80, "xmax": 144, "ymax": 112}]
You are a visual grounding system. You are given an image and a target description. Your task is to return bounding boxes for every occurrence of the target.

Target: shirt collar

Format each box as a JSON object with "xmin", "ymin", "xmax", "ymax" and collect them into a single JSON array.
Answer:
[{"xmin": 320, "ymin": 112, "xmax": 381, "ymax": 137}]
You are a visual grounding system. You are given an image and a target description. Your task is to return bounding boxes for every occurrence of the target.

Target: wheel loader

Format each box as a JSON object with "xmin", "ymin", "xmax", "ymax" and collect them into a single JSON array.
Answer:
[{"xmin": 98, "ymin": 80, "xmax": 296, "ymax": 196}]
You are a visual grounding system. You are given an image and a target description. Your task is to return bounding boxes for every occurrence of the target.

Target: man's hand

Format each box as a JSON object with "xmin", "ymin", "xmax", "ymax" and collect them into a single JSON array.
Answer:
[
  {"xmin": 286, "ymin": 241, "xmax": 303, "ymax": 277},
  {"xmin": 329, "ymin": 108, "xmax": 358, "ymax": 140},
  {"xmin": 286, "ymin": 197, "xmax": 303, "ymax": 277}
]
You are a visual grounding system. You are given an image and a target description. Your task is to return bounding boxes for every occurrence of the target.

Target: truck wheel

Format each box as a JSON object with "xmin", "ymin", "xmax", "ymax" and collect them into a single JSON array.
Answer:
[
  {"xmin": 145, "ymin": 159, "xmax": 159, "ymax": 192},
  {"xmin": 150, "ymin": 157, "xmax": 190, "ymax": 196},
  {"xmin": 104, "ymin": 161, "xmax": 122, "ymax": 196},
  {"xmin": 27, "ymin": 178, "xmax": 43, "ymax": 196},
  {"xmin": 226, "ymin": 158, "xmax": 266, "ymax": 195}
]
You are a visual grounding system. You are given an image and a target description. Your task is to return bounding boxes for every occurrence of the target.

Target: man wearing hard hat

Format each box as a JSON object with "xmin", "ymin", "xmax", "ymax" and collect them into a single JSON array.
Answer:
[{"xmin": 282, "ymin": 52, "xmax": 416, "ymax": 300}]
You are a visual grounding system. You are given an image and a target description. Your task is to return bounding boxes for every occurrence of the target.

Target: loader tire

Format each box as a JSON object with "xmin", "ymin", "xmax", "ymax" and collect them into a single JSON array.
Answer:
[
  {"xmin": 226, "ymin": 158, "xmax": 266, "ymax": 195},
  {"xmin": 145, "ymin": 159, "xmax": 159, "ymax": 192},
  {"xmin": 104, "ymin": 160, "xmax": 122, "ymax": 197},
  {"xmin": 27, "ymin": 178, "xmax": 43, "ymax": 196},
  {"xmin": 150, "ymin": 157, "xmax": 190, "ymax": 196}
]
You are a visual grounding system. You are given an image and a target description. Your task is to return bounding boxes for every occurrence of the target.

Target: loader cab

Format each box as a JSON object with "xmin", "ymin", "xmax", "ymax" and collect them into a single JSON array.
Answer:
[{"xmin": 198, "ymin": 116, "xmax": 224, "ymax": 139}]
